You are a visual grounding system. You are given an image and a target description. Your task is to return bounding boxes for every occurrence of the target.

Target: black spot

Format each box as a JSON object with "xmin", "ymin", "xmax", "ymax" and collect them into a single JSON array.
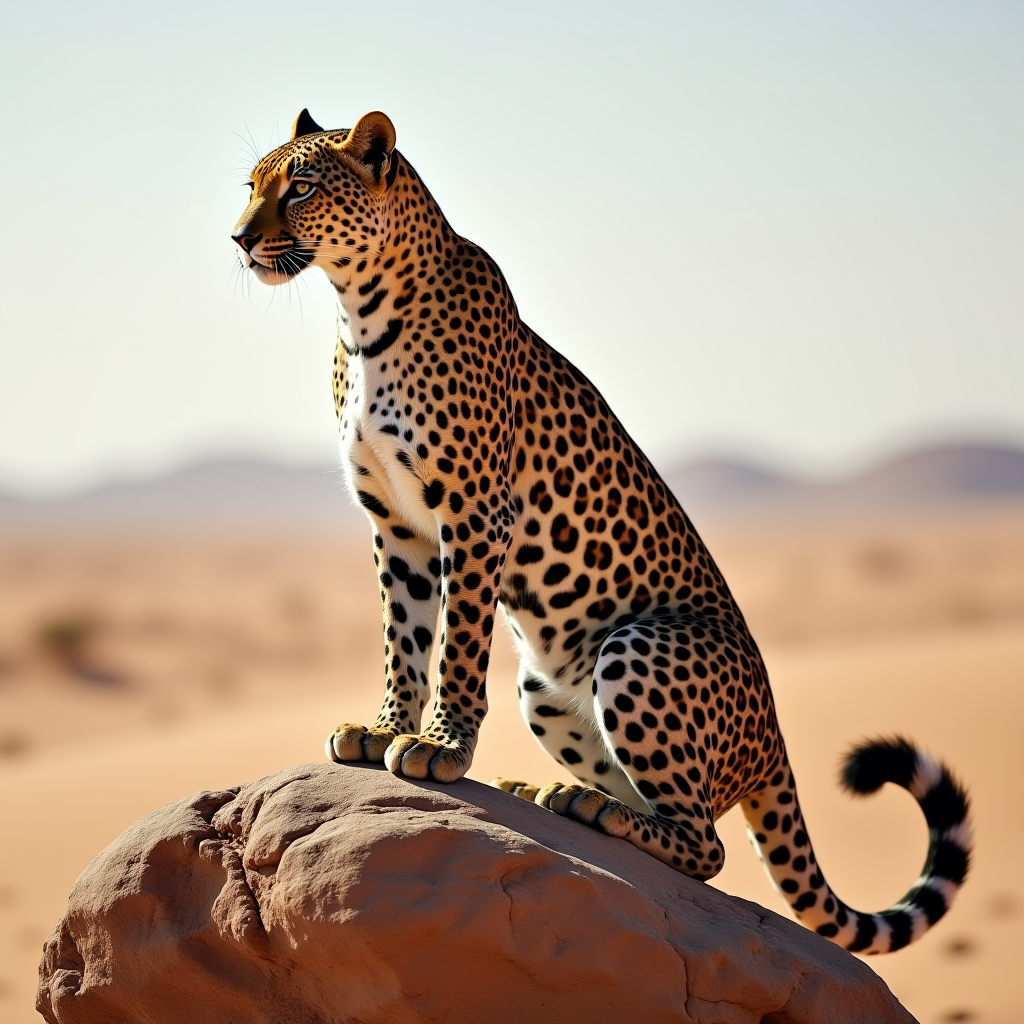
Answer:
[
  {"xmin": 535, "ymin": 705, "xmax": 566, "ymax": 717},
  {"xmin": 549, "ymin": 574, "xmax": 590, "ymax": 609},
  {"xmin": 358, "ymin": 491, "xmax": 389, "ymax": 518},
  {"xmin": 603, "ymin": 709, "xmax": 619, "ymax": 732},
  {"xmin": 768, "ymin": 845, "xmax": 790, "ymax": 865},
  {"xmin": 543, "ymin": 563, "xmax": 572, "ymax": 586},
  {"xmin": 413, "ymin": 626, "xmax": 433, "ymax": 652},
  {"xmin": 530, "ymin": 723, "xmax": 546, "ymax": 736},
  {"xmin": 361, "ymin": 318, "xmax": 403, "ymax": 358},
  {"xmin": 423, "ymin": 480, "xmax": 445, "ymax": 508},
  {"xmin": 358, "ymin": 289, "xmax": 387, "ymax": 318},
  {"xmin": 358, "ymin": 273, "xmax": 382, "ymax": 296},
  {"xmin": 550, "ymin": 513, "xmax": 579, "ymax": 553},
  {"xmin": 794, "ymin": 892, "xmax": 817, "ymax": 911},
  {"xmin": 407, "ymin": 574, "xmax": 433, "ymax": 601},
  {"xmin": 561, "ymin": 747, "xmax": 583, "ymax": 765},
  {"xmin": 515, "ymin": 545, "xmax": 545, "ymax": 565},
  {"xmin": 602, "ymin": 660, "xmax": 626, "ymax": 681}
]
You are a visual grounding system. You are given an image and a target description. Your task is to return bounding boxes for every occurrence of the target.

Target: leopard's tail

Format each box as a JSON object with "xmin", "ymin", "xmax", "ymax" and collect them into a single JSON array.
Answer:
[{"xmin": 740, "ymin": 736, "xmax": 972, "ymax": 954}]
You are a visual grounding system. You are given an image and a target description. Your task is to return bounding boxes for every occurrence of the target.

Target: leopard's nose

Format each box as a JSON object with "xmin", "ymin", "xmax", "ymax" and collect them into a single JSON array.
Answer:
[{"xmin": 231, "ymin": 231, "xmax": 263, "ymax": 253}]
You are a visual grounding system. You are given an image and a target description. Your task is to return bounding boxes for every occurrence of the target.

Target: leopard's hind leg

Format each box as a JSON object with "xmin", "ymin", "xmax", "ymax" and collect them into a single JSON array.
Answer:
[{"xmin": 492, "ymin": 618, "xmax": 760, "ymax": 878}]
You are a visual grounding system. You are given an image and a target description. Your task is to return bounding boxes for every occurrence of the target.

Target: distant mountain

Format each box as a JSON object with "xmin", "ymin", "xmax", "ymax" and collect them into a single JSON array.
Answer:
[
  {"xmin": 664, "ymin": 444, "xmax": 1024, "ymax": 521},
  {"xmin": 0, "ymin": 460, "xmax": 361, "ymax": 530},
  {"xmin": 1, "ymin": 444, "xmax": 1022, "ymax": 531}
]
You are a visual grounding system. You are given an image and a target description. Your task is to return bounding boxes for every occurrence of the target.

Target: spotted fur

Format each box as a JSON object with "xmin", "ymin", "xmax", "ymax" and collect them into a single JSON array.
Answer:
[{"xmin": 231, "ymin": 109, "xmax": 972, "ymax": 952}]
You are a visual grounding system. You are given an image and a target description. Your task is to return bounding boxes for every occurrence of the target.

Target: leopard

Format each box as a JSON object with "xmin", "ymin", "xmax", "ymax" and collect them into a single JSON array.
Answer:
[{"xmin": 231, "ymin": 107, "xmax": 972, "ymax": 953}]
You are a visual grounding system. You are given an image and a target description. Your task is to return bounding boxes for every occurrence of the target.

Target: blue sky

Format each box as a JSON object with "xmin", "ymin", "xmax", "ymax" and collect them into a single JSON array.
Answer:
[{"xmin": 1, "ymin": 1, "xmax": 1021, "ymax": 494}]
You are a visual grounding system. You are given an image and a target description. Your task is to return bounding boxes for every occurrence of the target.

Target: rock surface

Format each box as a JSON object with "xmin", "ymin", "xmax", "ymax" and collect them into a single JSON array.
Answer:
[{"xmin": 37, "ymin": 762, "xmax": 916, "ymax": 1024}]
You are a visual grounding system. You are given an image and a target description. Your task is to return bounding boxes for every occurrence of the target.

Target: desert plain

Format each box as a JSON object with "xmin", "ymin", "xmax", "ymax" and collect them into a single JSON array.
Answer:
[{"xmin": 1, "ymin": 494, "xmax": 1022, "ymax": 1023}]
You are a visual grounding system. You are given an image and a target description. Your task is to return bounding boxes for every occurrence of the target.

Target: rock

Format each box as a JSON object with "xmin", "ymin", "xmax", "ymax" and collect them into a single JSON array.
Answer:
[{"xmin": 37, "ymin": 762, "xmax": 915, "ymax": 1024}]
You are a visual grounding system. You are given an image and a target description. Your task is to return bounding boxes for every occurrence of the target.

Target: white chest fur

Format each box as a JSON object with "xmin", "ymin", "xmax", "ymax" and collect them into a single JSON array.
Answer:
[{"xmin": 338, "ymin": 354, "xmax": 439, "ymax": 543}]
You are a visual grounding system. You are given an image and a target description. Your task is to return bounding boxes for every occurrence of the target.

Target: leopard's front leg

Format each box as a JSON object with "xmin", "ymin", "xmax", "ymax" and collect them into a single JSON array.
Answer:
[
  {"xmin": 327, "ymin": 515, "xmax": 441, "ymax": 764},
  {"xmin": 385, "ymin": 487, "xmax": 513, "ymax": 783}
]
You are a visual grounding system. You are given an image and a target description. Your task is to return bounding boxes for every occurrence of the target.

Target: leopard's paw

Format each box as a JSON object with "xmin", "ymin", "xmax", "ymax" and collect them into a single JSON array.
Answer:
[
  {"xmin": 536, "ymin": 782, "xmax": 633, "ymax": 834},
  {"xmin": 384, "ymin": 734, "xmax": 471, "ymax": 783},
  {"xmin": 326, "ymin": 724, "xmax": 397, "ymax": 764},
  {"xmin": 491, "ymin": 778, "xmax": 541, "ymax": 802}
]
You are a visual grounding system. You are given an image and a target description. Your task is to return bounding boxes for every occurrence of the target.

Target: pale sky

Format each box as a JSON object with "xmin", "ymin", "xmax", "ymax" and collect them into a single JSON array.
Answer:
[{"xmin": 1, "ymin": 1, "xmax": 1021, "ymax": 496}]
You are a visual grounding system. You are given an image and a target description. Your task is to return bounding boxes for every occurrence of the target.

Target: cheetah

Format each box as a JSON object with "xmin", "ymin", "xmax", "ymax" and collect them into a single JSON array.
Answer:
[{"xmin": 232, "ymin": 108, "xmax": 972, "ymax": 953}]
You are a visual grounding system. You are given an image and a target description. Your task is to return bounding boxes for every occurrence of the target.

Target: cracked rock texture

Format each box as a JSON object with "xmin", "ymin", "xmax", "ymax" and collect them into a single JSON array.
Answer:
[{"xmin": 37, "ymin": 762, "xmax": 916, "ymax": 1024}]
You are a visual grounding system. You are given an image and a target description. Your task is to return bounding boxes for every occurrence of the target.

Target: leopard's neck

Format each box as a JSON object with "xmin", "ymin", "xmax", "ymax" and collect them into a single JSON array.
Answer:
[{"xmin": 325, "ymin": 156, "xmax": 468, "ymax": 361}]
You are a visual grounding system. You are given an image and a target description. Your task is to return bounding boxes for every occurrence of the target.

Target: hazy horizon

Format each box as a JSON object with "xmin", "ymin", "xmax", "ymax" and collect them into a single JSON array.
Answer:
[{"xmin": 1, "ymin": 1, "xmax": 1021, "ymax": 496}]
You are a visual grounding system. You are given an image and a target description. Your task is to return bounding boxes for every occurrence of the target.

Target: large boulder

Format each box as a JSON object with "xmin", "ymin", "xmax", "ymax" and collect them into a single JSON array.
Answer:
[{"xmin": 37, "ymin": 762, "xmax": 915, "ymax": 1024}]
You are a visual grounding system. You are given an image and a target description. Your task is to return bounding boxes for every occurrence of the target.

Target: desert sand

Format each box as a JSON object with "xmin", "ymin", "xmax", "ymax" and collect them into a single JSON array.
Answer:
[{"xmin": 2, "ymin": 504, "xmax": 1022, "ymax": 1023}]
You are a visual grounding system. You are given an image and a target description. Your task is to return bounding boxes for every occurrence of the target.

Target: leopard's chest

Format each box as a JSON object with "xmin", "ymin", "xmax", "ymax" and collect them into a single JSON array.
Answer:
[{"xmin": 338, "ymin": 357, "xmax": 438, "ymax": 540}]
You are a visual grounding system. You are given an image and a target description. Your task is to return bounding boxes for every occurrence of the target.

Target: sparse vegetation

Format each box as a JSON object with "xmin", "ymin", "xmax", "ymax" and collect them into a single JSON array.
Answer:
[
  {"xmin": 36, "ymin": 613, "xmax": 121, "ymax": 685},
  {"xmin": 37, "ymin": 614, "xmax": 97, "ymax": 672}
]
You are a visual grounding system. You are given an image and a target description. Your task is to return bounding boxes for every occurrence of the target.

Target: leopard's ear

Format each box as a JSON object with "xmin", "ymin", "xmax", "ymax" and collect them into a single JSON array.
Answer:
[
  {"xmin": 342, "ymin": 111, "xmax": 396, "ymax": 184},
  {"xmin": 291, "ymin": 108, "xmax": 324, "ymax": 140}
]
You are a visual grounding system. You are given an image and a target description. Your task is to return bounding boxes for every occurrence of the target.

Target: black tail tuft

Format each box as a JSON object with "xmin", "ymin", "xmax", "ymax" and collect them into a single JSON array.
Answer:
[{"xmin": 840, "ymin": 735, "xmax": 917, "ymax": 795}]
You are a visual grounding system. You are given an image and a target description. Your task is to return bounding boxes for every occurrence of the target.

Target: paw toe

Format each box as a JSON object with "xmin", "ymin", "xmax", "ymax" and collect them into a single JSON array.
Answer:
[
  {"xmin": 327, "ymin": 724, "xmax": 395, "ymax": 763},
  {"xmin": 491, "ymin": 778, "xmax": 540, "ymax": 802},
  {"xmin": 427, "ymin": 747, "xmax": 469, "ymax": 783},
  {"xmin": 595, "ymin": 800, "xmax": 633, "ymax": 838},
  {"xmin": 385, "ymin": 736, "xmax": 469, "ymax": 782},
  {"xmin": 568, "ymin": 788, "xmax": 611, "ymax": 825},
  {"xmin": 547, "ymin": 784, "xmax": 587, "ymax": 816},
  {"xmin": 327, "ymin": 724, "xmax": 366, "ymax": 762},
  {"xmin": 384, "ymin": 734, "xmax": 421, "ymax": 774}
]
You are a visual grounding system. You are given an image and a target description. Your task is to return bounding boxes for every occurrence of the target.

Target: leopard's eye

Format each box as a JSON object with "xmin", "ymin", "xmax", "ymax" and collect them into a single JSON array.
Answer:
[{"xmin": 290, "ymin": 180, "xmax": 315, "ymax": 200}]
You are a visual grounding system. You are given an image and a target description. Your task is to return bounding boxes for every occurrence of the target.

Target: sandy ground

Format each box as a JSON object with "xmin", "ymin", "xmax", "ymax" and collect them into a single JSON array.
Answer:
[{"xmin": 1, "ymin": 506, "xmax": 1022, "ymax": 1023}]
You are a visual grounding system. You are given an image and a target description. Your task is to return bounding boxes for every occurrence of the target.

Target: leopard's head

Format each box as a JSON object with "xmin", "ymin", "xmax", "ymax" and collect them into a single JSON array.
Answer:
[{"xmin": 232, "ymin": 109, "xmax": 398, "ymax": 284}]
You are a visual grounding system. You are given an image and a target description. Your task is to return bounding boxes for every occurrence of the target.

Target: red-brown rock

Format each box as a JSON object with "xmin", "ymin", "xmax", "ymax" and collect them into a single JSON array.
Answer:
[{"xmin": 37, "ymin": 762, "xmax": 916, "ymax": 1024}]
